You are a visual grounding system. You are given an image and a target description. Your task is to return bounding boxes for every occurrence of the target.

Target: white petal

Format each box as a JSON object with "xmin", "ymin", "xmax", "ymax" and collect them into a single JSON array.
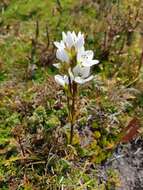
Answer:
[
  {"xmin": 84, "ymin": 50, "xmax": 94, "ymax": 60},
  {"xmin": 72, "ymin": 31, "xmax": 76, "ymax": 41},
  {"xmin": 53, "ymin": 63, "xmax": 61, "ymax": 69},
  {"xmin": 73, "ymin": 65, "xmax": 90, "ymax": 78},
  {"xmin": 74, "ymin": 75, "xmax": 93, "ymax": 84},
  {"xmin": 74, "ymin": 77, "xmax": 85, "ymax": 84},
  {"xmin": 55, "ymin": 75, "xmax": 65, "ymax": 86},
  {"xmin": 56, "ymin": 49, "xmax": 69, "ymax": 63},
  {"xmin": 75, "ymin": 38, "xmax": 84, "ymax": 50},
  {"xmin": 84, "ymin": 75, "xmax": 93, "ymax": 82},
  {"xmin": 77, "ymin": 48, "xmax": 84, "ymax": 62},
  {"xmin": 80, "ymin": 66, "xmax": 90, "ymax": 78},
  {"xmin": 82, "ymin": 59, "xmax": 99, "ymax": 67},
  {"xmin": 72, "ymin": 65, "xmax": 80, "ymax": 76},
  {"xmin": 75, "ymin": 32, "xmax": 84, "ymax": 49},
  {"xmin": 54, "ymin": 41, "xmax": 65, "ymax": 49},
  {"xmin": 66, "ymin": 31, "xmax": 74, "ymax": 49},
  {"xmin": 93, "ymin": 59, "xmax": 99, "ymax": 65},
  {"xmin": 77, "ymin": 49, "xmax": 93, "ymax": 63},
  {"xmin": 55, "ymin": 75, "xmax": 69, "ymax": 86},
  {"xmin": 62, "ymin": 32, "xmax": 67, "ymax": 42},
  {"xmin": 77, "ymin": 32, "xmax": 82, "ymax": 39}
]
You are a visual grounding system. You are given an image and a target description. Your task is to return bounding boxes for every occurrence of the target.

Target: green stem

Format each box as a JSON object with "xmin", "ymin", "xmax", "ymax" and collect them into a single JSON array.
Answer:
[
  {"xmin": 70, "ymin": 122, "xmax": 74, "ymax": 144},
  {"xmin": 66, "ymin": 92, "xmax": 70, "ymax": 119},
  {"xmin": 69, "ymin": 82, "xmax": 77, "ymax": 144},
  {"xmin": 66, "ymin": 76, "xmax": 77, "ymax": 144}
]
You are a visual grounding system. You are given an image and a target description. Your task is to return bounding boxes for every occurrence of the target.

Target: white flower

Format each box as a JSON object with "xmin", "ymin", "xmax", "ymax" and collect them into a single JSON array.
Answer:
[
  {"xmin": 75, "ymin": 32, "xmax": 85, "ymax": 50},
  {"xmin": 53, "ymin": 63, "xmax": 60, "ymax": 69},
  {"xmin": 55, "ymin": 75, "xmax": 69, "ymax": 87},
  {"xmin": 62, "ymin": 31, "xmax": 75, "ymax": 49},
  {"xmin": 56, "ymin": 48, "xmax": 69, "ymax": 63},
  {"xmin": 54, "ymin": 31, "xmax": 84, "ymax": 52},
  {"xmin": 74, "ymin": 75, "xmax": 93, "ymax": 84},
  {"xmin": 54, "ymin": 41, "xmax": 65, "ymax": 49},
  {"xmin": 54, "ymin": 31, "xmax": 99, "ymax": 86},
  {"xmin": 69, "ymin": 64, "xmax": 93, "ymax": 84},
  {"xmin": 77, "ymin": 49, "xmax": 99, "ymax": 67}
]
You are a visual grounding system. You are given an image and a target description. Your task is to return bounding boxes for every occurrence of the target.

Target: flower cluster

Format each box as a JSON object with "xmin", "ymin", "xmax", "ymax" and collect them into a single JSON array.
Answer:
[{"xmin": 54, "ymin": 31, "xmax": 99, "ymax": 87}]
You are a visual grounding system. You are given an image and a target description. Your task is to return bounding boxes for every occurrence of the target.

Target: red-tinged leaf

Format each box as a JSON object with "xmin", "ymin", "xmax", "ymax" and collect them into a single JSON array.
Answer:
[{"xmin": 120, "ymin": 118, "xmax": 140, "ymax": 143}]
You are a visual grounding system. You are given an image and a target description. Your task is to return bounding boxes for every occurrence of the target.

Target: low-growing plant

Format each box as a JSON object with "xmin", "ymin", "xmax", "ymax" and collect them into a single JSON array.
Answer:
[{"xmin": 53, "ymin": 31, "xmax": 99, "ymax": 144}]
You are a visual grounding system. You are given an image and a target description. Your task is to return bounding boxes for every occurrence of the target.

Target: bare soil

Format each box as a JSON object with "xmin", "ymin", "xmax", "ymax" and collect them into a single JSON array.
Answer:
[{"xmin": 107, "ymin": 139, "xmax": 143, "ymax": 190}]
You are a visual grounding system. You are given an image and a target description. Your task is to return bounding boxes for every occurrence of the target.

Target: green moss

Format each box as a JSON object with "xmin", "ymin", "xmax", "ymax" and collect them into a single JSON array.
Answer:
[
  {"xmin": 94, "ymin": 131, "xmax": 101, "ymax": 139},
  {"xmin": 0, "ymin": 0, "xmax": 142, "ymax": 189},
  {"xmin": 46, "ymin": 114, "xmax": 60, "ymax": 128},
  {"xmin": 92, "ymin": 121, "xmax": 99, "ymax": 129},
  {"xmin": 5, "ymin": 113, "xmax": 21, "ymax": 127}
]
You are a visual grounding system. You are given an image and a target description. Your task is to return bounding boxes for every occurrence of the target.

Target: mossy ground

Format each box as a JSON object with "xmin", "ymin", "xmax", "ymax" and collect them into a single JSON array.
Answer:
[{"xmin": 0, "ymin": 0, "xmax": 143, "ymax": 189}]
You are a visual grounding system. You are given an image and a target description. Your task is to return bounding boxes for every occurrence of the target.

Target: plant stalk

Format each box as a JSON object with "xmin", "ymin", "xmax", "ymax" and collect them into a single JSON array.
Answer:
[{"xmin": 69, "ymin": 81, "xmax": 77, "ymax": 144}]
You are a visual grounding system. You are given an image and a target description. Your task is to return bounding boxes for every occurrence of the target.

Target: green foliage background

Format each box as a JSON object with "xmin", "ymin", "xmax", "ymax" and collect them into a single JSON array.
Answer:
[{"xmin": 0, "ymin": 0, "xmax": 143, "ymax": 189}]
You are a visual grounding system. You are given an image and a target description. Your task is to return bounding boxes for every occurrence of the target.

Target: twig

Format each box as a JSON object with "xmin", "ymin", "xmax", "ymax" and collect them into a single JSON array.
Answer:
[
  {"xmin": 56, "ymin": 0, "xmax": 62, "ymax": 11},
  {"xmin": 134, "ymin": 148, "xmax": 142, "ymax": 155},
  {"xmin": 17, "ymin": 136, "xmax": 25, "ymax": 157},
  {"xmin": 46, "ymin": 22, "xmax": 50, "ymax": 48},
  {"xmin": 125, "ymin": 76, "xmax": 140, "ymax": 88},
  {"xmin": 106, "ymin": 154, "xmax": 125, "ymax": 164}
]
